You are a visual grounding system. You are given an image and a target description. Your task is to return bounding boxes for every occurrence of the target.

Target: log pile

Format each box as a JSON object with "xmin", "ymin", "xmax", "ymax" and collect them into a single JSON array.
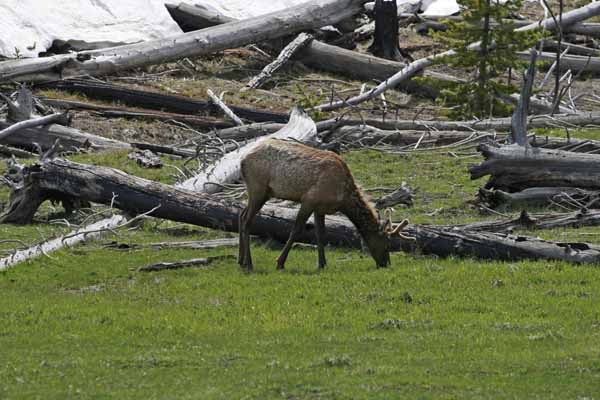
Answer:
[{"xmin": 2, "ymin": 0, "xmax": 600, "ymax": 269}]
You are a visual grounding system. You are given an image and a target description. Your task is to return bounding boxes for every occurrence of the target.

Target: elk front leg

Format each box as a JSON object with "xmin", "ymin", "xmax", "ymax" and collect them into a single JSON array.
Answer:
[
  {"xmin": 314, "ymin": 212, "xmax": 327, "ymax": 269},
  {"xmin": 277, "ymin": 203, "xmax": 314, "ymax": 270},
  {"xmin": 239, "ymin": 195, "xmax": 268, "ymax": 271}
]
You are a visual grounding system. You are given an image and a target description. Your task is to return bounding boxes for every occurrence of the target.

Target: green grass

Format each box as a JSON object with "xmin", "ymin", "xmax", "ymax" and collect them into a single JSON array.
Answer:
[{"xmin": 1, "ymin": 143, "xmax": 600, "ymax": 399}]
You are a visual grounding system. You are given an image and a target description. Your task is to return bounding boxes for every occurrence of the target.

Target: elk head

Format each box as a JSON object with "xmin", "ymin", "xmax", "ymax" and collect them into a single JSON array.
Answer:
[{"xmin": 367, "ymin": 209, "xmax": 416, "ymax": 268}]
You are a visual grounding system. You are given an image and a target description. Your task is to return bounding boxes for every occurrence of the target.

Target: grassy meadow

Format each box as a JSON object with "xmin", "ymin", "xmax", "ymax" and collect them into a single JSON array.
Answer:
[{"xmin": 1, "ymin": 139, "xmax": 600, "ymax": 399}]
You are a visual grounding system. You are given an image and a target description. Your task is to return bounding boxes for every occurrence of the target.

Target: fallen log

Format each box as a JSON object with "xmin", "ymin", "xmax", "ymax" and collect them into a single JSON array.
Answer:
[
  {"xmin": 479, "ymin": 187, "xmax": 600, "ymax": 209},
  {"xmin": 0, "ymin": 215, "xmax": 126, "ymax": 271},
  {"xmin": 316, "ymin": 111, "xmax": 600, "ymax": 132},
  {"xmin": 131, "ymin": 142, "xmax": 196, "ymax": 158},
  {"xmin": 314, "ymin": 1, "xmax": 600, "ymax": 112},
  {"xmin": 470, "ymin": 143, "xmax": 600, "ymax": 192},
  {"xmin": 41, "ymin": 97, "xmax": 234, "ymax": 130},
  {"xmin": 163, "ymin": 3, "xmax": 440, "ymax": 98},
  {"xmin": 0, "ymin": 120, "xmax": 130, "ymax": 152},
  {"xmin": 0, "ymin": 0, "xmax": 369, "ymax": 83},
  {"xmin": 3, "ymin": 157, "xmax": 600, "ymax": 264},
  {"xmin": 177, "ymin": 107, "xmax": 318, "ymax": 193},
  {"xmin": 207, "ymin": 89, "xmax": 244, "ymax": 126},
  {"xmin": 449, "ymin": 208, "xmax": 600, "ymax": 233},
  {"xmin": 138, "ymin": 255, "xmax": 235, "ymax": 272},
  {"xmin": 518, "ymin": 51, "xmax": 600, "ymax": 73},
  {"xmin": 0, "ymin": 113, "xmax": 68, "ymax": 141},
  {"xmin": 38, "ymin": 79, "xmax": 288, "ymax": 123}
]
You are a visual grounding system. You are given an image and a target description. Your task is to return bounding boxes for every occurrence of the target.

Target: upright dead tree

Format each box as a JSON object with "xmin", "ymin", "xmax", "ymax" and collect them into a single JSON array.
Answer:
[{"xmin": 368, "ymin": 0, "xmax": 408, "ymax": 61}]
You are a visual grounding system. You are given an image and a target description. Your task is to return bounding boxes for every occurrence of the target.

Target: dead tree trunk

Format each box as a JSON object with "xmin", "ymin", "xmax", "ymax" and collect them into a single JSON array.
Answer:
[
  {"xmin": 0, "ymin": 0, "xmax": 368, "ymax": 83},
  {"xmin": 368, "ymin": 0, "xmax": 407, "ymax": 62},
  {"xmin": 177, "ymin": 107, "xmax": 318, "ymax": 193},
  {"xmin": 471, "ymin": 144, "xmax": 600, "ymax": 192},
  {"xmin": 38, "ymin": 79, "xmax": 288, "ymax": 123},
  {"xmin": 0, "ymin": 120, "xmax": 130, "ymax": 152},
  {"xmin": 4, "ymin": 158, "xmax": 600, "ymax": 264}
]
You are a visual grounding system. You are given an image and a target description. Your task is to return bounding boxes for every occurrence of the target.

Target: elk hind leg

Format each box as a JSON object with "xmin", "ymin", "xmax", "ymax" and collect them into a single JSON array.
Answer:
[{"xmin": 314, "ymin": 212, "xmax": 327, "ymax": 269}]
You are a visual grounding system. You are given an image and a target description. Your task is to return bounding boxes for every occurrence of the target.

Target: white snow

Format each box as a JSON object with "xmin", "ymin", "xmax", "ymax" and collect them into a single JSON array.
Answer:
[{"xmin": 0, "ymin": 0, "xmax": 183, "ymax": 58}]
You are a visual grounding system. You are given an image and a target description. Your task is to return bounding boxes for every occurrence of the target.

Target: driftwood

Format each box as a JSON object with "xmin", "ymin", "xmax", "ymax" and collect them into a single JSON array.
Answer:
[
  {"xmin": 3, "ymin": 157, "xmax": 600, "ymax": 264},
  {"xmin": 0, "ymin": 0, "xmax": 368, "ymax": 83},
  {"xmin": 0, "ymin": 215, "xmax": 125, "ymax": 271},
  {"xmin": 149, "ymin": 238, "xmax": 239, "ymax": 250},
  {"xmin": 138, "ymin": 255, "xmax": 235, "ymax": 272},
  {"xmin": 39, "ymin": 79, "xmax": 288, "ymax": 123},
  {"xmin": 177, "ymin": 107, "xmax": 318, "ymax": 193},
  {"xmin": 374, "ymin": 183, "xmax": 413, "ymax": 208},
  {"xmin": 471, "ymin": 144, "xmax": 600, "ymax": 192},
  {"xmin": 245, "ymin": 33, "xmax": 314, "ymax": 90}
]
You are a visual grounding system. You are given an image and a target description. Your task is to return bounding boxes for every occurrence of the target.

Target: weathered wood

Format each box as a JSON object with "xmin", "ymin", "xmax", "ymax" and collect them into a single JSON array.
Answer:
[
  {"xmin": 162, "ymin": 4, "xmax": 440, "ymax": 98},
  {"xmin": 450, "ymin": 208, "xmax": 600, "ymax": 233},
  {"xmin": 41, "ymin": 97, "xmax": 234, "ymax": 130},
  {"xmin": 511, "ymin": 49, "xmax": 537, "ymax": 145},
  {"xmin": 4, "ymin": 157, "xmax": 600, "ymax": 264},
  {"xmin": 131, "ymin": 142, "xmax": 196, "ymax": 158},
  {"xmin": 471, "ymin": 144, "xmax": 600, "ymax": 192},
  {"xmin": 314, "ymin": 1, "xmax": 600, "ymax": 112},
  {"xmin": 38, "ymin": 79, "xmax": 287, "ymax": 123},
  {"xmin": 479, "ymin": 187, "xmax": 600, "ymax": 209},
  {"xmin": 541, "ymin": 40, "xmax": 600, "ymax": 57},
  {"xmin": 246, "ymin": 33, "xmax": 314, "ymax": 90},
  {"xmin": 177, "ymin": 107, "xmax": 318, "ymax": 193},
  {"xmin": 128, "ymin": 150, "xmax": 163, "ymax": 168},
  {"xmin": 0, "ymin": 145, "xmax": 35, "ymax": 158},
  {"xmin": 0, "ymin": 120, "xmax": 130, "ymax": 152},
  {"xmin": 518, "ymin": 51, "xmax": 600, "ymax": 73},
  {"xmin": 0, "ymin": 215, "xmax": 125, "ymax": 271},
  {"xmin": 0, "ymin": 0, "xmax": 369, "ymax": 83},
  {"xmin": 368, "ymin": 0, "xmax": 406, "ymax": 61},
  {"xmin": 0, "ymin": 113, "xmax": 68, "ymax": 142},
  {"xmin": 165, "ymin": 2, "xmax": 235, "ymax": 32},
  {"xmin": 207, "ymin": 89, "xmax": 244, "ymax": 126},
  {"xmin": 316, "ymin": 111, "xmax": 600, "ymax": 132},
  {"xmin": 138, "ymin": 255, "xmax": 235, "ymax": 272}
]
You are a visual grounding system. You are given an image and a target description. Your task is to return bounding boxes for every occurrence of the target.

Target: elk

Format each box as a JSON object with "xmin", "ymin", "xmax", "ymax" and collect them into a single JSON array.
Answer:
[{"xmin": 238, "ymin": 138, "xmax": 414, "ymax": 270}]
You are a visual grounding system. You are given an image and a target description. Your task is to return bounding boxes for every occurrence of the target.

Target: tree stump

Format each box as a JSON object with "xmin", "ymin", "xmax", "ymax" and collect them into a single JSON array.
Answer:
[{"xmin": 368, "ymin": 0, "xmax": 409, "ymax": 62}]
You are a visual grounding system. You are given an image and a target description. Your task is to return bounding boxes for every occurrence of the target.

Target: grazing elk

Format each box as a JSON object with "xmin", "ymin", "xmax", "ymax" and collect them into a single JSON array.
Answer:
[{"xmin": 238, "ymin": 138, "xmax": 414, "ymax": 270}]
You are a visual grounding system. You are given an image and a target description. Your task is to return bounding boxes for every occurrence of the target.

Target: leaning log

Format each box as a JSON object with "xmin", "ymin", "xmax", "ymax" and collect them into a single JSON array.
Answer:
[
  {"xmin": 0, "ymin": 0, "xmax": 369, "ymax": 83},
  {"xmin": 471, "ymin": 143, "xmax": 600, "ymax": 192},
  {"xmin": 4, "ymin": 157, "xmax": 600, "ymax": 264},
  {"xmin": 177, "ymin": 107, "xmax": 318, "ymax": 193}
]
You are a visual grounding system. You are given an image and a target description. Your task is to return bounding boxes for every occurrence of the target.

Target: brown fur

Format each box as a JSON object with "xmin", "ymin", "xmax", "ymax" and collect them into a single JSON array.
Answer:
[{"xmin": 238, "ymin": 138, "xmax": 398, "ymax": 270}]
